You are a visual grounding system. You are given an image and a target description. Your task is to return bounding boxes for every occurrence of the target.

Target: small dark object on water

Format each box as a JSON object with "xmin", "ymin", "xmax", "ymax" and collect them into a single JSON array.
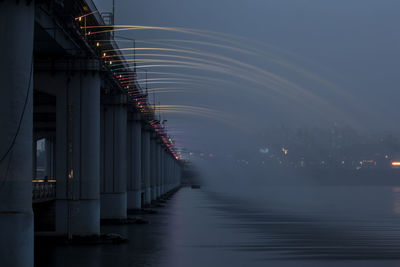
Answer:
[{"xmin": 191, "ymin": 185, "xmax": 201, "ymax": 189}]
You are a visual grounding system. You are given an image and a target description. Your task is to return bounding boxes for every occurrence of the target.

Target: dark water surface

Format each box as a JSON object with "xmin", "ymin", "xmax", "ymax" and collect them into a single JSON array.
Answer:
[{"xmin": 35, "ymin": 186, "xmax": 400, "ymax": 267}]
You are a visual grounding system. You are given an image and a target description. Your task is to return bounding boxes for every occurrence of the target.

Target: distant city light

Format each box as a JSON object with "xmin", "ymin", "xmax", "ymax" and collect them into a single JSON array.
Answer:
[
  {"xmin": 392, "ymin": 162, "xmax": 400, "ymax": 166},
  {"xmin": 362, "ymin": 160, "xmax": 375, "ymax": 163}
]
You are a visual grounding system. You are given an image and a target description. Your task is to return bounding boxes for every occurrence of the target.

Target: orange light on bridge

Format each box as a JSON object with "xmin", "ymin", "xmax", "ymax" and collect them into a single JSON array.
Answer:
[{"xmin": 392, "ymin": 162, "xmax": 400, "ymax": 166}]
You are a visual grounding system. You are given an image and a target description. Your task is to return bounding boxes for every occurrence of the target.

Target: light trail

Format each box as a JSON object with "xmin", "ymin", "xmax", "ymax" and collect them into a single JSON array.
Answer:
[
  {"xmin": 114, "ymin": 61, "xmax": 354, "ymax": 129},
  {"xmin": 82, "ymin": 25, "xmax": 239, "ymax": 45},
  {"xmin": 102, "ymin": 36, "xmax": 360, "ymax": 123},
  {"xmin": 104, "ymin": 47, "xmax": 321, "ymax": 100},
  {"xmin": 82, "ymin": 24, "xmax": 368, "ymax": 129},
  {"xmin": 136, "ymin": 88, "xmax": 187, "ymax": 94},
  {"xmin": 114, "ymin": 70, "xmax": 249, "ymax": 90},
  {"xmin": 91, "ymin": 25, "xmax": 353, "ymax": 105},
  {"xmin": 102, "ymin": 36, "xmax": 352, "ymax": 102},
  {"xmin": 136, "ymin": 39, "xmax": 257, "ymax": 56},
  {"xmin": 109, "ymin": 55, "xmax": 293, "ymax": 97},
  {"xmin": 75, "ymin": 11, "xmax": 98, "ymax": 21},
  {"xmin": 103, "ymin": 42, "xmax": 347, "ymax": 103}
]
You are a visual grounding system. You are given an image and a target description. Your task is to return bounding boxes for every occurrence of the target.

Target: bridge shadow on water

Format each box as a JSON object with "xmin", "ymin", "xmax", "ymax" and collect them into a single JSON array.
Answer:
[{"xmin": 35, "ymin": 187, "xmax": 400, "ymax": 267}]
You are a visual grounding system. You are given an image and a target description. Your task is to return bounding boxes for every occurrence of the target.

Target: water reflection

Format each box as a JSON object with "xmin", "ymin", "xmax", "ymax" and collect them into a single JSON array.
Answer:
[
  {"xmin": 393, "ymin": 187, "xmax": 400, "ymax": 214},
  {"xmin": 35, "ymin": 187, "xmax": 400, "ymax": 267}
]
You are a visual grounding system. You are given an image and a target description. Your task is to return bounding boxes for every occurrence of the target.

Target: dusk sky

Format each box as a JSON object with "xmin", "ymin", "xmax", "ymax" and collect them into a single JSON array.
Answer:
[{"xmin": 93, "ymin": 0, "xmax": 400, "ymax": 153}]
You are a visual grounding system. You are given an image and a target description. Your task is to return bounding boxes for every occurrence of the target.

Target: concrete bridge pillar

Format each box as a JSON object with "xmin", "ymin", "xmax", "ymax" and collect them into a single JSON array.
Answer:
[
  {"xmin": 100, "ymin": 94, "xmax": 128, "ymax": 219},
  {"xmin": 150, "ymin": 133, "xmax": 158, "ymax": 201},
  {"xmin": 0, "ymin": 2, "xmax": 35, "ymax": 266},
  {"xmin": 155, "ymin": 140, "xmax": 161, "ymax": 198},
  {"xmin": 178, "ymin": 162, "xmax": 182, "ymax": 188},
  {"xmin": 56, "ymin": 67, "xmax": 101, "ymax": 236},
  {"xmin": 158, "ymin": 144, "xmax": 165, "ymax": 197},
  {"xmin": 165, "ymin": 155, "xmax": 170, "ymax": 192},
  {"xmin": 167, "ymin": 153, "xmax": 172, "ymax": 192},
  {"xmin": 141, "ymin": 125, "xmax": 151, "ymax": 206},
  {"xmin": 172, "ymin": 160, "xmax": 176, "ymax": 189},
  {"xmin": 127, "ymin": 112, "xmax": 142, "ymax": 210},
  {"xmin": 171, "ymin": 156, "xmax": 176, "ymax": 191},
  {"xmin": 35, "ymin": 59, "xmax": 102, "ymax": 237},
  {"xmin": 174, "ymin": 160, "xmax": 180, "ymax": 189},
  {"xmin": 163, "ymin": 149, "xmax": 169, "ymax": 194}
]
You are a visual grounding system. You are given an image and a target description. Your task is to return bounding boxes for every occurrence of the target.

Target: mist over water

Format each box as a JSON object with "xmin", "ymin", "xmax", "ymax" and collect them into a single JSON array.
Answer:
[{"xmin": 70, "ymin": 0, "xmax": 400, "ymax": 265}]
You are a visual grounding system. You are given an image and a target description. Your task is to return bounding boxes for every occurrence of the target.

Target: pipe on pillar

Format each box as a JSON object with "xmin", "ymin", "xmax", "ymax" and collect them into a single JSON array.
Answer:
[
  {"xmin": 100, "ymin": 94, "xmax": 128, "ymax": 219},
  {"xmin": 35, "ymin": 59, "xmax": 101, "ymax": 237},
  {"xmin": 0, "ymin": 2, "xmax": 35, "ymax": 266},
  {"xmin": 127, "ymin": 112, "xmax": 142, "ymax": 210},
  {"xmin": 141, "ymin": 124, "xmax": 151, "ymax": 206}
]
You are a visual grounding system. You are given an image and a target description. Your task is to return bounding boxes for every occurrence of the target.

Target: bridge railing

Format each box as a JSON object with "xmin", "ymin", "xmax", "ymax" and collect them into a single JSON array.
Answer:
[{"xmin": 32, "ymin": 181, "xmax": 56, "ymax": 203}]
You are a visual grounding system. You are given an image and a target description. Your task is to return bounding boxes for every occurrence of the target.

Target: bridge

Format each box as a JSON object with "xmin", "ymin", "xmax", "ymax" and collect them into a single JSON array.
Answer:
[{"xmin": 0, "ymin": 1, "xmax": 183, "ymax": 266}]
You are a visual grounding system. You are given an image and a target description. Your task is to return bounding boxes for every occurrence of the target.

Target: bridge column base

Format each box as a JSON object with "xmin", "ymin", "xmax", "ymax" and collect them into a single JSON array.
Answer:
[
  {"xmin": 144, "ymin": 188, "xmax": 152, "ymax": 205},
  {"xmin": 100, "ymin": 192, "xmax": 127, "ymax": 219},
  {"xmin": 151, "ymin": 187, "xmax": 158, "ymax": 201},
  {"xmin": 0, "ymin": 212, "xmax": 33, "ymax": 267},
  {"xmin": 157, "ymin": 186, "xmax": 162, "ymax": 198},
  {"xmin": 56, "ymin": 200, "xmax": 100, "ymax": 236},
  {"xmin": 127, "ymin": 190, "xmax": 142, "ymax": 210}
]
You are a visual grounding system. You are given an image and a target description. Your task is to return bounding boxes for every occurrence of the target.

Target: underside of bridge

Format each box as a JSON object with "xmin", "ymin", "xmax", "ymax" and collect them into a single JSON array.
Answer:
[{"xmin": 0, "ymin": 1, "xmax": 183, "ymax": 266}]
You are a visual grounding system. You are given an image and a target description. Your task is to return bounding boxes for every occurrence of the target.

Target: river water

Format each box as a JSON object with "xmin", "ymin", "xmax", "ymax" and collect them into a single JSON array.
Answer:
[{"xmin": 35, "ymin": 185, "xmax": 400, "ymax": 267}]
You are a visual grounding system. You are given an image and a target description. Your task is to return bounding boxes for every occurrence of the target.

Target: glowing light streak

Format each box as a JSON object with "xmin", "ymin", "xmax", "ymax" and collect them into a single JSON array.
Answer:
[
  {"xmin": 75, "ymin": 11, "xmax": 98, "ymax": 21},
  {"xmin": 136, "ymin": 39, "xmax": 256, "ymax": 56},
  {"xmin": 90, "ymin": 26, "xmax": 354, "ymax": 110},
  {"xmin": 105, "ymin": 48, "xmax": 327, "ymax": 104},
  {"xmin": 87, "ymin": 25, "xmax": 366, "ymax": 128},
  {"xmin": 113, "ymin": 70, "xmax": 242, "ymax": 90},
  {"xmin": 81, "ymin": 25, "xmax": 236, "ymax": 44}
]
